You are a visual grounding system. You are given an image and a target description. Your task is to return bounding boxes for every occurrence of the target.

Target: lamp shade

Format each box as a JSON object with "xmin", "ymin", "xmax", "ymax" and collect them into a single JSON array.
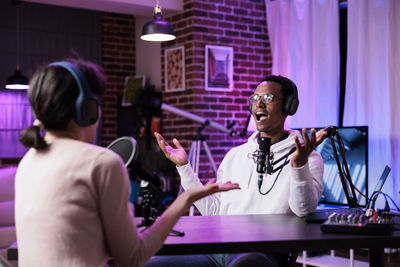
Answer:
[
  {"xmin": 5, "ymin": 65, "xmax": 29, "ymax": 90},
  {"xmin": 141, "ymin": 6, "xmax": 175, "ymax": 42}
]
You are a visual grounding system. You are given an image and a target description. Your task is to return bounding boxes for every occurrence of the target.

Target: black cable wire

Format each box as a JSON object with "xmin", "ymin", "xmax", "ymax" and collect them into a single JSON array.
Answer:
[
  {"xmin": 367, "ymin": 191, "xmax": 382, "ymax": 210},
  {"xmin": 382, "ymin": 192, "xmax": 400, "ymax": 211},
  {"xmin": 258, "ymin": 154, "xmax": 289, "ymax": 195},
  {"xmin": 366, "ymin": 191, "xmax": 379, "ymax": 209},
  {"xmin": 368, "ymin": 190, "xmax": 392, "ymax": 212},
  {"xmin": 373, "ymin": 192, "xmax": 387, "ymax": 210}
]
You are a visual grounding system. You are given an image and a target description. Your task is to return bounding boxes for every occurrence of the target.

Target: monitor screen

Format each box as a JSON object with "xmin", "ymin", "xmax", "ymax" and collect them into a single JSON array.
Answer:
[{"xmin": 296, "ymin": 126, "xmax": 368, "ymax": 207}]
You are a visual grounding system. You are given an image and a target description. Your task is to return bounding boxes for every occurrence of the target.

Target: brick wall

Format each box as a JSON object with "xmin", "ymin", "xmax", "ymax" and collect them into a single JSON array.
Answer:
[
  {"xmin": 101, "ymin": 12, "xmax": 136, "ymax": 146},
  {"xmin": 161, "ymin": 0, "xmax": 272, "ymax": 180}
]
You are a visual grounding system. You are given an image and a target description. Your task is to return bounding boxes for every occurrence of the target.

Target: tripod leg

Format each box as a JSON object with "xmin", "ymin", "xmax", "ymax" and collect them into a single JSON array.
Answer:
[
  {"xmin": 188, "ymin": 141, "xmax": 196, "ymax": 165},
  {"xmin": 189, "ymin": 205, "xmax": 195, "ymax": 216},
  {"xmin": 195, "ymin": 141, "xmax": 200, "ymax": 174},
  {"xmin": 188, "ymin": 140, "xmax": 200, "ymax": 174},
  {"xmin": 179, "ymin": 140, "xmax": 198, "ymax": 197},
  {"xmin": 202, "ymin": 141, "xmax": 218, "ymax": 175}
]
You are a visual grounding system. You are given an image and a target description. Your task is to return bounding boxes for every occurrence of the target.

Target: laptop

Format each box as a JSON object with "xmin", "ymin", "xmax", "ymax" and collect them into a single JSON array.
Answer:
[
  {"xmin": 305, "ymin": 165, "xmax": 391, "ymax": 223},
  {"xmin": 372, "ymin": 165, "xmax": 391, "ymax": 193}
]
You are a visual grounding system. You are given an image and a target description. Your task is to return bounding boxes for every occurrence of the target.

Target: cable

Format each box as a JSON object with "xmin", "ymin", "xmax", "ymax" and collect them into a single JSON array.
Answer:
[
  {"xmin": 258, "ymin": 153, "xmax": 289, "ymax": 195},
  {"xmin": 367, "ymin": 191, "xmax": 382, "ymax": 210},
  {"xmin": 367, "ymin": 190, "xmax": 395, "ymax": 213},
  {"xmin": 380, "ymin": 192, "xmax": 400, "ymax": 211}
]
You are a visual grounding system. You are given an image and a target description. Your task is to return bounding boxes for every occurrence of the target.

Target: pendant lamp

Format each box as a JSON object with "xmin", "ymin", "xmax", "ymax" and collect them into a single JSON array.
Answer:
[
  {"xmin": 6, "ymin": 65, "xmax": 29, "ymax": 90},
  {"xmin": 140, "ymin": 0, "xmax": 176, "ymax": 42},
  {"xmin": 6, "ymin": 0, "xmax": 29, "ymax": 90}
]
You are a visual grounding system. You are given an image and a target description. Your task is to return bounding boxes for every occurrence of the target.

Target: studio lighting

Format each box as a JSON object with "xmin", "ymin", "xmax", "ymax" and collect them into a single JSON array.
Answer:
[
  {"xmin": 5, "ymin": 0, "xmax": 29, "ymax": 90},
  {"xmin": 140, "ymin": 0, "xmax": 176, "ymax": 42}
]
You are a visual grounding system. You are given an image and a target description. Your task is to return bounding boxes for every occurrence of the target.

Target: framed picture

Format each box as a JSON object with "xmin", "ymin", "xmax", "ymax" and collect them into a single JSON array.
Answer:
[
  {"xmin": 165, "ymin": 46, "xmax": 185, "ymax": 92},
  {"xmin": 205, "ymin": 45, "xmax": 233, "ymax": 92},
  {"xmin": 122, "ymin": 75, "xmax": 146, "ymax": 106}
]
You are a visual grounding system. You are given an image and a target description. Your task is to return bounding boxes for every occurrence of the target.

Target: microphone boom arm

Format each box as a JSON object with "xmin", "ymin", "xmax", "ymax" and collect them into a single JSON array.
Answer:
[
  {"xmin": 326, "ymin": 126, "xmax": 359, "ymax": 208},
  {"xmin": 268, "ymin": 147, "xmax": 296, "ymax": 174},
  {"xmin": 256, "ymin": 125, "xmax": 360, "ymax": 208}
]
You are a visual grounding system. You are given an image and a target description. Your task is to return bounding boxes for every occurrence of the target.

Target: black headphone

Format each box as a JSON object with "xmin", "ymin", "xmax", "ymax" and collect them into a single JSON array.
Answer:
[
  {"xmin": 48, "ymin": 61, "xmax": 99, "ymax": 126},
  {"xmin": 282, "ymin": 80, "xmax": 299, "ymax": 115},
  {"xmin": 249, "ymin": 76, "xmax": 299, "ymax": 116}
]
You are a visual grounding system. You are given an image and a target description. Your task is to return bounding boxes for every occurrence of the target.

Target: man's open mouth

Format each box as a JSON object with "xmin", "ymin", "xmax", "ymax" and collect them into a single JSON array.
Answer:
[{"xmin": 255, "ymin": 111, "xmax": 268, "ymax": 121}]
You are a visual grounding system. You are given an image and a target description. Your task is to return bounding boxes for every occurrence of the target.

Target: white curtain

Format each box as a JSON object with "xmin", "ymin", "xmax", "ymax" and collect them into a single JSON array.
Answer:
[
  {"xmin": 265, "ymin": 0, "xmax": 340, "ymax": 129},
  {"xmin": 344, "ymin": 0, "xmax": 400, "ymax": 207}
]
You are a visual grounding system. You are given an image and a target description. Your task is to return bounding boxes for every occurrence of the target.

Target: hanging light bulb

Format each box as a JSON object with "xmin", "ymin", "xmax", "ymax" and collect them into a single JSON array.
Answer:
[
  {"xmin": 140, "ymin": 0, "xmax": 176, "ymax": 42},
  {"xmin": 6, "ymin": 64, "xmax": 29, "ymax": 90},
  {"xmin": 5, "ymin": 0, "xmax": 29, "ymax": 90}
]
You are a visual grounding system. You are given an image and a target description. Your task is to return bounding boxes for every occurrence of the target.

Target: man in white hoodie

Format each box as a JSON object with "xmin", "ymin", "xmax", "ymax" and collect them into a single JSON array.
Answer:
[{"xmin": 149, "ymin": 75, "xmax": 327, "ymax": 267}]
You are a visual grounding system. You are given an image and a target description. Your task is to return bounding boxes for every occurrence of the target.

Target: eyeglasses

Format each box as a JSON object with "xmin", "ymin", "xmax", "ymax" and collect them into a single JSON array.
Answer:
[{"xmin": 249, "ymin": 93, "xmax": 282, "ymax": 105}]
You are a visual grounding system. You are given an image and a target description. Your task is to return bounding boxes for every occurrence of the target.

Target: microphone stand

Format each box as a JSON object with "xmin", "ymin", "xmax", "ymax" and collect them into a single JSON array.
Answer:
[
  {"xmin": 325, "ymin": 126, "xmax": 359, "ymax": 208},
  {"xmin": 106, "ymin": 136, "xmax": 185, "ymax": 235},
  {"xmin": 136, "ymin": 181, "xmax": 159, "ymax": 228},
  {"xmin": 133, "ymin": 172, "xmax": 185, "ymax": 236}
]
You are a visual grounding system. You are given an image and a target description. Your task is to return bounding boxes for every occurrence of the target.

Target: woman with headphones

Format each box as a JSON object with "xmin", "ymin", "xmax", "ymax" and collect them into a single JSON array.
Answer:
[{"xmin": 15, "ymin": 58, "xmax": 240, "ymax": 267}]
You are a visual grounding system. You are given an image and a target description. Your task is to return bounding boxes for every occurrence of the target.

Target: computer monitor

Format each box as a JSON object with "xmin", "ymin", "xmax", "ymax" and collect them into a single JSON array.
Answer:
[{"xmin": 297, "ymin": 126, "xmax": 368, "ymax": 207}]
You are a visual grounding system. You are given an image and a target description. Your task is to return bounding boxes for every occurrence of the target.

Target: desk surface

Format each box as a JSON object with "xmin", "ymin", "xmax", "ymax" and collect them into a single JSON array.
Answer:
[
  {"xmin": 157, "ymin": 214, "xmax": 400, "ymax": 255},
  {"xmin": 8, "ymin": 214, "xmax": 400, "ymax": 262}
]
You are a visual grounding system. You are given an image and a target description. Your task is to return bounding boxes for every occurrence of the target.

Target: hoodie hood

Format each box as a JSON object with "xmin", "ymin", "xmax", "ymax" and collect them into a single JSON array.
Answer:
[{"xmin": 247, "ymin": 129, "xmax": 302, "ymax": 157}]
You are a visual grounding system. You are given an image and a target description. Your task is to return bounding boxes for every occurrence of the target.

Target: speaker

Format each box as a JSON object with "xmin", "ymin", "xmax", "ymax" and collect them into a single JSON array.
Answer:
[
  {"xmin": 249, "ymin": 78, "xmax": 299, "ymax": 116},
  {"xmin": 48, "ymin": 61, "xmax": 99, "ymax": 126}
]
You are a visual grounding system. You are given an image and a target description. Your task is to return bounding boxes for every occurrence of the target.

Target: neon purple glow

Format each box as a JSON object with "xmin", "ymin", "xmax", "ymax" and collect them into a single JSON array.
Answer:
[{"xmin": 5, "ymin": 84, "xmax": 29, "ymax": 90}]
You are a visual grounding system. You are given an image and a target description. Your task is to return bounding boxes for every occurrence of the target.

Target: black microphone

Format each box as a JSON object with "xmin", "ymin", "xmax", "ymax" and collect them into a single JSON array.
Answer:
[
  {"xmin": 257, "ymin": 137, "xmax": 271, "ymax": 188},
  {"xmin": 107, "ymin": 136, "xmax": 163, "ymax": 191}
]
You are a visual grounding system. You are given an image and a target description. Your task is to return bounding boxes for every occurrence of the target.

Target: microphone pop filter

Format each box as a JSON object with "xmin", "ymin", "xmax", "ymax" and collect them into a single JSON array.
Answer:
[{"xmin": 107, "ymin": 136, "xmax": 138, "ymax": 167}]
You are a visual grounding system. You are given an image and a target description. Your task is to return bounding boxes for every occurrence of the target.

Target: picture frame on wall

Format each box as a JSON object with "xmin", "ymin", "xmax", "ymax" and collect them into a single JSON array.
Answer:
[
  {"xmin": 165, "ymin": 46, "xmax": 185, "ymax": 92},
  {"xmin": 122, "ymin": 75, "xmax": 146, "ymax": 106},
  {"xmin": 205, "ymin": 45, "xmax": 233, "ymax": 92}
]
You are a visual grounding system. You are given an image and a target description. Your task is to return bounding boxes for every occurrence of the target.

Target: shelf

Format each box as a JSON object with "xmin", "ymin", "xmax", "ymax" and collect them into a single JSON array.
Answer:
[{"xmin": 296, "ymin": 251, "xmax": 369, "ymax": 267}]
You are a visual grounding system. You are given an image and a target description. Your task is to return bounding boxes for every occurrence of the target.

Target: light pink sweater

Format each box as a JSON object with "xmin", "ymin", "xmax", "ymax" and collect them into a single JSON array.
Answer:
[{"xmin": 15, "ymin": 138, "xmax": 162, "ymax": 267}]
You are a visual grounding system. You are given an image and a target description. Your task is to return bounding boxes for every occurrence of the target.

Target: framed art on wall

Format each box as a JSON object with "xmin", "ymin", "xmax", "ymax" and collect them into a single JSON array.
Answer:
[
  {"xmin": 205, "ymin": 45, "xmax": 233, "ymax": 92},
  {"xmin": 122, "ymin": 75, "xmax": 146, "ymax": 106},
  {"xmin": 165, "ymin": 46, "xmax": 185, "ymax": 92}
]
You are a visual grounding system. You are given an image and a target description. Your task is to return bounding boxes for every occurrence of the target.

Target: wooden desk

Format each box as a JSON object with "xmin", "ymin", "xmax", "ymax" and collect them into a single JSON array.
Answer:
[
  {"xmin": 158, "ymin": 214, "xmax": 399, "ymax": 266},
  {"xmin": 8, "ymin": 214, "xmax": 400, "ymax": 266}
]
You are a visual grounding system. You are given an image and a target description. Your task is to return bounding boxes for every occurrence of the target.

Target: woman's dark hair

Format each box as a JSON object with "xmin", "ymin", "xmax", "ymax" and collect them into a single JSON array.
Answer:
[{"xmin": 19, "ymin": 58, "xmax": 106, "ymax": 150}]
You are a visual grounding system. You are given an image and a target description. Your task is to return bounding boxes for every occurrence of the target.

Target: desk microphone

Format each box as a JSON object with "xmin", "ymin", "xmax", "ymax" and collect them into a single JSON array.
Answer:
[
  {"xmin": 256, "ymin": 137, "xmax": 271, "ymax": 189},
  {"xmin": 249, "ymin": 138, "xmax": 296, "ymax": 190}
]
